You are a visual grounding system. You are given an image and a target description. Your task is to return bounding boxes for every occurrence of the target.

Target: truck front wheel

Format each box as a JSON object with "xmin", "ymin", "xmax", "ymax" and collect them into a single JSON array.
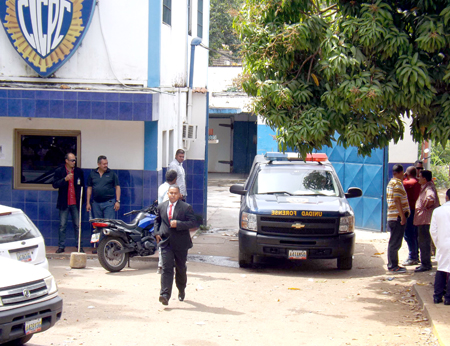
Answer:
[
  {"xmin": 239, "ymin": 251, "xmax": 254, "ymax": 268},
  {"xmin": 337, "ymin": 256, "xmax": 353, "ymax": 270}
]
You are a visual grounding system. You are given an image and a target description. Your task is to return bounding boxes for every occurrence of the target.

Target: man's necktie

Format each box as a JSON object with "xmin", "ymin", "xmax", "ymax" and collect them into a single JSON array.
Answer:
[{"xmin": 168, "ymin": 203, "xmax": 173, "ymax": 222}]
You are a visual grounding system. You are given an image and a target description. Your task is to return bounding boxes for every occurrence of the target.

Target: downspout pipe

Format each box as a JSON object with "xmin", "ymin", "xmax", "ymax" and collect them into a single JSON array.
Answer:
[{"xmin": 184, "ymin": 37, "xmax": 202, "ymax": 150}]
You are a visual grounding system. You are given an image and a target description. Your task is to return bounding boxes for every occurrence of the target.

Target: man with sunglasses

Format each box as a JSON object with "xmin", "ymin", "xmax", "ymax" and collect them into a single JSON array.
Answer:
[
  {"xmin": 414, "ymin": 160, "xmax": 424, "ymax": 178},
  {"xmin": 52, "ymin": 152, "xmax": 85, "ymax": 253}
]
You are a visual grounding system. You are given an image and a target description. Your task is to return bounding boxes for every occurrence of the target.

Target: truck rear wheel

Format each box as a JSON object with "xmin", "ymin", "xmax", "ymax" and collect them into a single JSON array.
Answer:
[
  {"xmin": 337, "ymin": 256, "xmax": 352, "ymax": 270},
  {"xmin": 239, "ymin": 252, "xmax": 254, "ymax": 268}
]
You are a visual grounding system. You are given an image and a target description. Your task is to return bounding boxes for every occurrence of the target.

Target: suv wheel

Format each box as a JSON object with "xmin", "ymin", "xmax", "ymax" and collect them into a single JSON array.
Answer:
[
  {"xmin": 337, "ymin": 256, "xmax": 352, "ymax": 270},
  {"xmin": 239, "ymin": 251, "xmax": 254, "ymax": 268}
]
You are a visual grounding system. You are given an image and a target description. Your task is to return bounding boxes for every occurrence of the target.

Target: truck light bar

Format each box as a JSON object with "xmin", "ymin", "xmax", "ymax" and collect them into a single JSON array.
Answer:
[
  {"xmin": 264, "ymin": 152, "xmax": 328, "ymax": 162},
  {"xmin": 305, "ymin": 153, "xmax": 328, "ymax": 162}
]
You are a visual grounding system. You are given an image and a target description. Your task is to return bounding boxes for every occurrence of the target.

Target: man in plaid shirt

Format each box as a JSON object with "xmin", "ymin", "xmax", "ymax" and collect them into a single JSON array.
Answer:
[{"xmin": 386, "ymin": 164, "xmax": 410, "ymax": 273}]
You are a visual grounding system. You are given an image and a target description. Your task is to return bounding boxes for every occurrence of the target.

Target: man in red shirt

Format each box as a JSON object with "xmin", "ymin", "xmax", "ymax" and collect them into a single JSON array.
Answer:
[
  {"xmin": 52, "ymin": 153, "xmax": 85, "ymax": 253},
  {"xmin": 402, "ymin": 166, "xmax": 421, "ymax": 266}
]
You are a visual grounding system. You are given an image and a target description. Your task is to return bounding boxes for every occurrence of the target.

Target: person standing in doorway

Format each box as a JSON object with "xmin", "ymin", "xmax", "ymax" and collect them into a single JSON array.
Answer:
[
  {"xmin": 402, "ymin": 166, "xmax": 421, "ymax": 266},
  {"xmin": 168, "ymin": 149, "xmax": 187, "ymax": 201},
  {"xmin": 52, "ymin": 153, "xmax": 85, "ymax": 253},
  {"xmin": 155, "ymin": 185, "xmax": 196, "ymax": 305},
  {"xmin": 414, "ymin": 169, "xmax": 440, "ymax": 272},
  {"xmin": 430, "ymin": 189, "xmax": 450, "ymax": 305},
  {"xmin": 156, "ymin": 169, "xmax": 178, "ymax": 274},
  {"xmin": 386, "ymin": 164, "xmax": 410, "ymax": 273}
]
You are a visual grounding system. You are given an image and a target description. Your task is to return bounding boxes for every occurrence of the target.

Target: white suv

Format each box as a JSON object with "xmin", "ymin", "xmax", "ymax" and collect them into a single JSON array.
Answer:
[
  {"xmin": 0, "ymin": 205, "xmax": 48, "ymax": 270},
  {"xmin": 0, "ymin": 257, "xmax": 62, "ymax": 345}
]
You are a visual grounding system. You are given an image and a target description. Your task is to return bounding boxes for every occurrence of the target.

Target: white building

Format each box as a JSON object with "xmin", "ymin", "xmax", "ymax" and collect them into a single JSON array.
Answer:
[{"xmin": 0, "ymin": 0, "xmax": 210, "ymax": 246}]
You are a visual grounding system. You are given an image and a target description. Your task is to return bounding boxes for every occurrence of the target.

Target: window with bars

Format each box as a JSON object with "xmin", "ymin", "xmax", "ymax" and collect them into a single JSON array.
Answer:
[
  {"xmin": 163, "ymin": 0, "xmax": 171, "ymax": 25},
  {"xmin": 197, "ymin": 0, "xmax": 203, "ymax": 38}
]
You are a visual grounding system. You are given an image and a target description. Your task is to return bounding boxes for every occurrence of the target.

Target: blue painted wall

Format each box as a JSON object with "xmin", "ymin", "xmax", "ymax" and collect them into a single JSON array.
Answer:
[
  {"xmin": 148, "ymin": 0, "xmax": 161, "ymax": 87},
  {"xmin": 233, "ymin": 121, "xmax": 257, "ymax": 174},
  {"xmin": 0, "ymin": 166, "xmax": 159, "ymax": 247},
  {"xmin": 0, "ymin": 89, "xmax": 153, "ymax": 120}
]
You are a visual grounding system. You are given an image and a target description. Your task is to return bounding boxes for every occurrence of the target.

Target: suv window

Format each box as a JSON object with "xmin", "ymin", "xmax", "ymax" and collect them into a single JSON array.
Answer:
[
  {"xmin": 0, "ymin": 213, "xmax": 41, "ymax": 244},
  {"xmin": 250, "ymin": 167, "xmax": 341, "ymax": 197}
]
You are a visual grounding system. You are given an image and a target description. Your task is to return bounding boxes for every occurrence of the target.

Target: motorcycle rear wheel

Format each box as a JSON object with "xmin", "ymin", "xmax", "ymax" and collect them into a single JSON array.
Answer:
[{"xmin": 98, "ymin": 236, "xmax": 129, "ymax": 272}]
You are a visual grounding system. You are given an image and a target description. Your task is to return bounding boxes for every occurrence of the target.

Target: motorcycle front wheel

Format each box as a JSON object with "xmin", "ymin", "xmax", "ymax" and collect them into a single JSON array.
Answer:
[{"xmin": 98, "ymin": 236, "xmax": 129, "ymax": 272}]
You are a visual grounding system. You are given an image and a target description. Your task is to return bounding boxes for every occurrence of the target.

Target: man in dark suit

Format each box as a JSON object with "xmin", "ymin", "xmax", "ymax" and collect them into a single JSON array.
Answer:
[
  {"xmin": 52, "ymin": 152, "xmax": 85, "ymax": 253},
  {"xmin": 154, "ymin": 185, "xmax": 196, "ymax": 305}
]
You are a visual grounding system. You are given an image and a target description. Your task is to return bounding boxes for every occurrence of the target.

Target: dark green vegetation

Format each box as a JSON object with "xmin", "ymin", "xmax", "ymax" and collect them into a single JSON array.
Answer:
[{"xmin": 234, "ymin": 0, "xmax": 450, "ymax": 157}]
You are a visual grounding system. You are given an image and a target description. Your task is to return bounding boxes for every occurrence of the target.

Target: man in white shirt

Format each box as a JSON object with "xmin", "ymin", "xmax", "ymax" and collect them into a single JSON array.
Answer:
[
  {"xmin": 158, "ymin": 170, "xmax": 178, "ymax": 204},
  {"xmin": 168, "ymin": 149, "xmax": 187, "ymax": 200},
  {"xmin": 430, "ymin": 189, "xmax": 450, "ymax": 305}
]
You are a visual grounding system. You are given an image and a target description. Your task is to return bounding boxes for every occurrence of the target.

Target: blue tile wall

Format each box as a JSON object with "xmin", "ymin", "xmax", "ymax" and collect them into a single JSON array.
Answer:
[
  {"xmin": 0, "ymin": 161, "xmax": 207, "ymax": 245},
  {"xmin": 0, "ymin": 89, "xmax": 152, "ymax": 121}
]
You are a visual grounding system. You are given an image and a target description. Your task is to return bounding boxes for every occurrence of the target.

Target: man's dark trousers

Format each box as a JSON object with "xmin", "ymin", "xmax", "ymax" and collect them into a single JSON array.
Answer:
[
  {"xmin": 387, "ymin": 217, "xmax": 407, "ymax": 269},
  {"xmin": 434, "ymin": 271, "xmax": 450, "ymax": 301},
  {"xmin": 404, "ymin": 209, "xmax": 419, "ymax": 261},
  {"xmin": 418, "ymin": 224, "xmax": 432, "ymax": 269},
  {"xmin": 58, "ymin": 205, "xmax": 79, "ymax": 248},
  {"xmin": 160, "ymin": 246, "xmax": 188, "ymax": 299}
]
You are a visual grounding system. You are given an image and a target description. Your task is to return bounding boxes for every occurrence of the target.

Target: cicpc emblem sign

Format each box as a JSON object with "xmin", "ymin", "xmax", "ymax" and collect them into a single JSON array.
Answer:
[{"xmin": 0, "ymin": 0, "xmax": 96, "ymax": 77}]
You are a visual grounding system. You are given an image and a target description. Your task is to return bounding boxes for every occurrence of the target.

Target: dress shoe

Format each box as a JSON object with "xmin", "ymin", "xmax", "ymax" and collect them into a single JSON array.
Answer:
[
  {"xmin": 159, "ymin": 295, "xmax": 169, "ymax": 306},
  {"xmin": 415, "ymin": 266, "xmax": 432, "ymax": 272},
  {"xmin": 434, "ymin": 297, "xmax": 443, "ymax": 304},
  {"xmin": 445, "ymin": 300, "xmax": 450, "ymax": 306},
  {"xmin": 178, "ymin": 290, "xmax": 185, "ymax": 301},
  {"xmin": 55, "ymin": 247, "xmax": 65, "ymax": 253}
]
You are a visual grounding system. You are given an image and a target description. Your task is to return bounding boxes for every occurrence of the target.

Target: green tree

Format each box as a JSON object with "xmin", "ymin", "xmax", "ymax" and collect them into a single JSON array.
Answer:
[
  {"xmin": 209, "ymin": 0, "xmax": 242, "ymax": 64},
  {"xmin": 234, "ymin": 0, "xmax": 450, "ymax": 158}
]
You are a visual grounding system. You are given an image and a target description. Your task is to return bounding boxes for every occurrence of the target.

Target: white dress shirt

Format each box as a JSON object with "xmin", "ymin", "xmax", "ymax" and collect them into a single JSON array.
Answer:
[
  {"xmin": 168, "ymin": 159, "xmax": 187, "ymax": 197},
  {"xmin": 430, "ymin": 201, "xmax": 450, "ymax": 273}
]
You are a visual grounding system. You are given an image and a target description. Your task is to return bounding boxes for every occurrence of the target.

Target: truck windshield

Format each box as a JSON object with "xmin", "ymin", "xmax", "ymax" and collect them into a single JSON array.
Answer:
[
  {"xmin": 0, "ymin": 213, "xmax": 41, "ymax": 244},
  {"xmin": 251, "ymin": 167, "xmax": 341, "ymax": 197}
]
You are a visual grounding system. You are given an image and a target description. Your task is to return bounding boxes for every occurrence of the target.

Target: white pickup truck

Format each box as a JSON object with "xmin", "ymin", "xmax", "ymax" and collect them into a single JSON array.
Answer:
[{"xmin": 0, "ymin": 254, "xmax": 62, "ymax": 346}]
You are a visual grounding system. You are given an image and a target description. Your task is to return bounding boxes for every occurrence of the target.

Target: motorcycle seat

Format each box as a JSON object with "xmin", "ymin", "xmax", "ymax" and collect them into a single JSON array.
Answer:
[{"xmin": 114, "ymin": 219, "xmax": 140, "ymax": 230}]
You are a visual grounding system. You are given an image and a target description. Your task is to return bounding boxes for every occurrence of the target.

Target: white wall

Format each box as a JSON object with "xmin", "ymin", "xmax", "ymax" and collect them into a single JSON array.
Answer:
[
  {"xmin": 0, "ymin": 118, "xmax": 145, "ymax": 169},
  {"xmin": 159, "ymin": 0, "xmax": 209, "ymax": 89},
  {"xmin": 208, "ymin": 66, "xmax": 242, "ymax": 91},
  {"xmin": 388, "ymin": 115, "xmax": 419, "ymax": 163},
  {"xmin": 0, "ymin": 0, "xmax": 149, "ymax": 84},
  {"xmin": 187, "ymin": 92, "xmax": 207, "ymax": 160}
]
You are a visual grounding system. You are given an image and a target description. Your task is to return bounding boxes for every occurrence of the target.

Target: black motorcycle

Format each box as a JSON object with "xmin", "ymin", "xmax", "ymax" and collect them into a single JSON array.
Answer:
[{"xmin": 90, "ymin": 203, "xmax": 158, "ymax": 272}]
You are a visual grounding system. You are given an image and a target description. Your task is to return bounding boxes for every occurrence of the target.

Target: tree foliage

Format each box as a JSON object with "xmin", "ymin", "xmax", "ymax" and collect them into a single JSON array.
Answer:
[
  {"xmin": 209, "ymin": 0, "xmax": 242, "ymax": 64},
  {"xmin": 234, "ymin": 0, "xmax": 450, "ymax": 157}
]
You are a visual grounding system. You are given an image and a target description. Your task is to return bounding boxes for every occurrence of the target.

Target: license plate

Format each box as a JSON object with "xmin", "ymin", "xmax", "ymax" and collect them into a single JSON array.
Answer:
[
  {"xmin": 288, "ymin": 250, "xmax": 307, "ymax": 260},
  {"xmin": 91, "ymin": 233, "xmax": 100, "ymax": 243},
  {"xmin": 16, "ymin": 250, "xmax": 32, "ymax": 262},
  {"xmin": 25, "ymin": 318, "xmax": 42, "ymax": 335}
]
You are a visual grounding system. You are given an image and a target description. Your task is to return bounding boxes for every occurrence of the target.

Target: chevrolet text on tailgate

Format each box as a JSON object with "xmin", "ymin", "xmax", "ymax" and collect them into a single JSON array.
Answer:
[{"xmin": 230, "ymin": 152, "xmax": 362, "ymax": 270}]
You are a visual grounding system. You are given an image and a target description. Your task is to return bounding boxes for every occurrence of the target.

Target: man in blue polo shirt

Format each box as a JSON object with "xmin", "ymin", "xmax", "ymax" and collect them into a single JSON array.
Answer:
[{"xmin": 86, "ymin": 155, "xmax": 121, "ymax": 220}]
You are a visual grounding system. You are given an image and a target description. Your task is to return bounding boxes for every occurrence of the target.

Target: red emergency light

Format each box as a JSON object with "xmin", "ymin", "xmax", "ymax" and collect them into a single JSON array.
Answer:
[{"xmin": 304, "ymin": 153, "xmax": 328, "ymax": 162}]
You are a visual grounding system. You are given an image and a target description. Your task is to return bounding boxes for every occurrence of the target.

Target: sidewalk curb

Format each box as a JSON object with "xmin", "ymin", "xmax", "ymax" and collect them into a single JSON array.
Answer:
[{"xmin": 413, "ymin": 283, "xmax": 450, "ymax": 346}]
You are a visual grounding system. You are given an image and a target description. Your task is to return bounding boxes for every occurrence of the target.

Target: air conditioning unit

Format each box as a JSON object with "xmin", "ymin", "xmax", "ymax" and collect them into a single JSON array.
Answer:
[{"xmin": 182, "ymin": 124, "xmax": 198, "ymax": 140}]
